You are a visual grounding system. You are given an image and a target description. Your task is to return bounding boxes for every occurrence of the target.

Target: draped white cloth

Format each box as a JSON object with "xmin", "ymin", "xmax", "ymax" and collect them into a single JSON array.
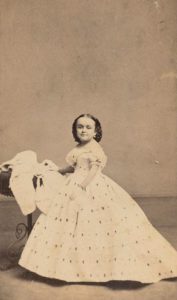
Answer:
[{"xmin": 0, "ymin": 151, "xmax": 64, "ymax": 215}]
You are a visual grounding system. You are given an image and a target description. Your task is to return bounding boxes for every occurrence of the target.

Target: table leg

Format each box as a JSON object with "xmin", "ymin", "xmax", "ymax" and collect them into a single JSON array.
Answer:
[
  {"xmin": 0, "ymin": 214, "xmax": 33, "ymax": 270},
  {"xmin": 27, "ymin": 213, "xmax": 33, "ymax": 235}
]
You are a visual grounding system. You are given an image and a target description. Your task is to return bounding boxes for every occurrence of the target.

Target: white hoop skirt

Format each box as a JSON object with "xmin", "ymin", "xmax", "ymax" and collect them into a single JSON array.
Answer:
[{"xmin": 19, "ymin": 170, "xmax": 177, "ymax": 283}]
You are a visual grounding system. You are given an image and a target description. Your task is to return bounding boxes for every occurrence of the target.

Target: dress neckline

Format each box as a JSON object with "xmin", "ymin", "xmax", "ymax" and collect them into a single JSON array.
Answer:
[{"xmin": 76, "ymin": 139, "xmax": 98, "ymax": 150}]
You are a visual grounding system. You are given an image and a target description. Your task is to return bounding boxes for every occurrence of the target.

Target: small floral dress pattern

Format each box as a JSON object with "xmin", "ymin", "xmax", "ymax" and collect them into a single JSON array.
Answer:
[{"xmin": 19, "ymin": 140, "xmax": 177, "ymax": 283}]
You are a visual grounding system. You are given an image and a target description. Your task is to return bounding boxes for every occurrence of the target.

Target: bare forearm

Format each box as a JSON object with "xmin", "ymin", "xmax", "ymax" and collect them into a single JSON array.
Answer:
[
  {"xmin": 80, "ymin": 165, "xmax": 99, "ymax": 189},
  {"xmin": 58, "ymin": 165, "xmax": 75, "ymax": 175}
]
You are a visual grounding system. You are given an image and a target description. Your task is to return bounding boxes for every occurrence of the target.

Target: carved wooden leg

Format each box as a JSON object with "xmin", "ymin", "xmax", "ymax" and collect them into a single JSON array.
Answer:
[{"xmin": 0, "ymin": 214, "xmax": 33, "ymax": 270}]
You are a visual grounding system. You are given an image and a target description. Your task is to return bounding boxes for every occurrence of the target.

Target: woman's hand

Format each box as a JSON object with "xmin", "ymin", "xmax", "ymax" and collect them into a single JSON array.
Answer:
[
  {"xmin": 79, "ymin": 164, "xmax": 100, "ymax": 187},
  {"xmin": 69, "ymin": 184, "xmax": 87, "ymax": 201}
]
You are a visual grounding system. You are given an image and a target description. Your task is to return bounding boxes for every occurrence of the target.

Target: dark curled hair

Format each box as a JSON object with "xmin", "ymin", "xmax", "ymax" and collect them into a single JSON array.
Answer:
[{"xmin": 72, "ymin": 114, "xmax": 102, "ymax": 143}]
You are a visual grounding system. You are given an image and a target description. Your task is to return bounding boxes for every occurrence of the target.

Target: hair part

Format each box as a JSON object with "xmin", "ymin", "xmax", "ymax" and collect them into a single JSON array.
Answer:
[{"xmin": 72, "ymin": 113, "xmax": 102, "ymax": 143}]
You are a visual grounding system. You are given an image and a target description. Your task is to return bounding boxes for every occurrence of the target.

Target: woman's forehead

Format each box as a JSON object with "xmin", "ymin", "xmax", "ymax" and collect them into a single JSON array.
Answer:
[{"xmin": 77, "ymin": 117, "xmax": 95, "ymax": 126}]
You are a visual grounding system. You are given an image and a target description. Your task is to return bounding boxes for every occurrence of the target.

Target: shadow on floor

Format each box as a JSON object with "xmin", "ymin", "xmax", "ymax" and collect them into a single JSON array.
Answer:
[{"xmin": 15, "ymin": 268, "xmax": 151, "ymax": 290}]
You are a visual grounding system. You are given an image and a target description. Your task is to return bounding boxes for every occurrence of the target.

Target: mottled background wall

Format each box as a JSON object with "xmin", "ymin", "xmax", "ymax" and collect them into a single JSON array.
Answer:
[{"xmin": 0, "ymin": 0, "xmax": 176, "ymax": 197}]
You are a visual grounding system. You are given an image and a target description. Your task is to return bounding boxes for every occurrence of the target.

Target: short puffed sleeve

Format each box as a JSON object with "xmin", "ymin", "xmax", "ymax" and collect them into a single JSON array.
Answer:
[
  {"xmin": 65, "ymin": 149, "xmax": 77, "ymax": 167},
  {"xmin": 87, "ymin": 148, "xmax": 107, "ymax": 170}
]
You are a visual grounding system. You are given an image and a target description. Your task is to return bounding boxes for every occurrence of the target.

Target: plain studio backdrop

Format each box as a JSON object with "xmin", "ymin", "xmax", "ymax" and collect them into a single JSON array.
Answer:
[{"xmin": 0, "ymin": 0, "xmax": 177, "ymax": 197}]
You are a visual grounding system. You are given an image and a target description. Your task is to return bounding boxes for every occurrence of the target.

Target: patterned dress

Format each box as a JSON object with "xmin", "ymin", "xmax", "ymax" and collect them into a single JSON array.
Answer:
[{"xmin": 19, "ymin": 139, "xmax": 177, "ymax": 283}]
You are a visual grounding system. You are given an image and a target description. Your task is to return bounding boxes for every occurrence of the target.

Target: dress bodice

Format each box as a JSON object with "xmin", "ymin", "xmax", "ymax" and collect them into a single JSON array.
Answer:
[{"xmin": 65, "ymin": 139, "xmax": 107, "ymax": 174}]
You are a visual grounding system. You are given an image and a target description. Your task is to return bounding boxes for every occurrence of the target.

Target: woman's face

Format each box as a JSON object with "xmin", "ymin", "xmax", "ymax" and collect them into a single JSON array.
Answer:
[{"xmin": 76, "ymin": 117, "xmax": 96, "ymax": 144}]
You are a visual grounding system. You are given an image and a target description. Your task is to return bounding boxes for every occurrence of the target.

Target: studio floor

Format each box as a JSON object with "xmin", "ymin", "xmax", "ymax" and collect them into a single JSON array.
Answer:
[{"xmin": 0, "ymin": 197, "xmax": 177, "ymax": 300}]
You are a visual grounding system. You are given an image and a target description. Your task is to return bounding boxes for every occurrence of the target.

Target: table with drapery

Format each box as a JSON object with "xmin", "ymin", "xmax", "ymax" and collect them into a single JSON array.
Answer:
[
  {"xmin": 0, "ymin": 151, "xmax": 63, "ymax": 268},
  {"xmin": 0, "ymin": 170, "xmax": 35, "ymax": 267}
]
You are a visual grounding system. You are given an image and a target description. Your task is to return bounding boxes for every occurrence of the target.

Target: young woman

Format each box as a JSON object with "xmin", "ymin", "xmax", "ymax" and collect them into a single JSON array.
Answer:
[{"xmin": 18, "ymin": 113, "xmax": 177, "ymax": 283}]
